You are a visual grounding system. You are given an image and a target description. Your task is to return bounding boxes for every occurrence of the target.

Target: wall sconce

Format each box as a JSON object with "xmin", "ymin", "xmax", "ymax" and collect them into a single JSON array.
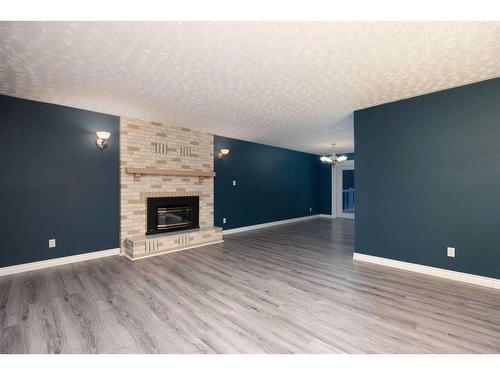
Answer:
[
  {"xmin": 96, "ymin": 131, "xmax": 111, "ymax": 150},
  {"xmin": 217, "ymin": 148, "xmax": 230, "ymax": 159}
]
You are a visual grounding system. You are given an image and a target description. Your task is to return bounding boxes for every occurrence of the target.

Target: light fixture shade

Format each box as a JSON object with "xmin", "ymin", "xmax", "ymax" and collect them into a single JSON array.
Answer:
[
  {"xmin": 337, "ymin": 155, "xmax": 348, "ymax": 162},
  {"xmin": 96, "ymin": 131, "xmax": 111, "ymax": 140}
]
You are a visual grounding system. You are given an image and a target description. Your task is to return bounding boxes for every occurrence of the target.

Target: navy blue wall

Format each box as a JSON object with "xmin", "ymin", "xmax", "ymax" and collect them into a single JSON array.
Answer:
[
  {"xmin": 354, "ymin": 78, "xmax": 500, "ymax": 278},
  {"xmin": 214, "ymin": 136, "xmax": 320, "ymax": 230},
  {"xmin": 319, "ymin": 153, "xmax": 355, "ymax": 215},
  {"xmin": 0, "ymin": 95, "xmax": 120, "ymax": 268},
  {"xmin": 319, "ymin": 163, "xmax": 333, "ymax": 215}
]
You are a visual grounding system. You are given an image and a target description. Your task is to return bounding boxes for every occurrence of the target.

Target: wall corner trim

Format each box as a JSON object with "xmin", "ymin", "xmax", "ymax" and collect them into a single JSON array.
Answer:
[
  {"xmin": 0, "ymin": 248, "xmax": 120, "ymax": 277},
  {"xmin": 353, "ymin": 252, "xmax": 500, "ymax": 290},
  {"xmin": 223, "ymin": 215, "xmax": 322, "ymax": 235}
]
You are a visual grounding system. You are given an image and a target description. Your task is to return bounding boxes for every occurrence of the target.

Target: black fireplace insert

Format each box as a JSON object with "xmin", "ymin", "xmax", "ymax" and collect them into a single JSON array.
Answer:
[{"xmin": 146, "ymin": 196, "xmax": 199, "ymax": 235}]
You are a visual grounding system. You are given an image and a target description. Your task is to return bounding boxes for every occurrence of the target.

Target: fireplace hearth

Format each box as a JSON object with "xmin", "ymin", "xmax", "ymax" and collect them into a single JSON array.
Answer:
[{"xmin": 146, "ymin": 196, "xmax": 199, "ymax": 235}]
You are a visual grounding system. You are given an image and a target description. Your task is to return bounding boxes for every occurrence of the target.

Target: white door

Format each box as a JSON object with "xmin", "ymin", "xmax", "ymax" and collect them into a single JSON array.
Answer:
[{"xmin": 332, "ymin": 160, "xmax": 355, "ymax": 219}]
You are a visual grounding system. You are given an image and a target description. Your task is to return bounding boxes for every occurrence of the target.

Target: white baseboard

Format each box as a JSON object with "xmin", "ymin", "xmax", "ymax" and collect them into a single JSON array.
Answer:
[
  {"xmin": 319, "ymin": 214, "xmax": 354, "ymax": 219},
  {"xmin": 0, "ymin": 248, "xmax": 120, "ymax": 277},
  {"xmin": 336, "ymin": 214, "xmax": 355, "ymax": 219},
  {"xmin": 353, "ymin": 252, "xmax": 500, "ymax": 290},
  {"xmin": 223, "ymin": 215, "xmax": 320, "ymax": 235}
]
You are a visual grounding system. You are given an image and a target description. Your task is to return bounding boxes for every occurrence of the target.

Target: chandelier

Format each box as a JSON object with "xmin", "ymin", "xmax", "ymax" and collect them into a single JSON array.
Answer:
[{"xmin": 320, "ymin": 143, "xmax": 348, "ymax": 164}]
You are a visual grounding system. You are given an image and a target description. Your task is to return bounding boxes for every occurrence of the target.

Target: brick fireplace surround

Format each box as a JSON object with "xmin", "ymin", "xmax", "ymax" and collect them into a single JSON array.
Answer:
[{"xmin": 120, "ymin": 117, "xmax": 222, "ymax": 260}]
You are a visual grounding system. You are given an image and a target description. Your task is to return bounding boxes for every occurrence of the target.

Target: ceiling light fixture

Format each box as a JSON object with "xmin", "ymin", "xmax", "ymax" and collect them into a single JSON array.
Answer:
[{"xmin": 320, "ymin": 143, "xmax": 347, "ymax": 165}]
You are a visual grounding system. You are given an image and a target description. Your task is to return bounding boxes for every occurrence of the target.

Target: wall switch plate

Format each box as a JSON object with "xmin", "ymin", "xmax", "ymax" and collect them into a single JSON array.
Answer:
[
  {"xmin": 49, "ymin": 239, "xmax": 56, "ymax": 248},
  {"xmin": 223, "ymin": 218, "xmax": 227, "ymax": 224},
  {"xmin": 232, "ymin": 180, "xmax": 236, "ymax": 186},
  {"xmin": 447, "ymin": 247, "xmax": 455, "ymax": 257}
]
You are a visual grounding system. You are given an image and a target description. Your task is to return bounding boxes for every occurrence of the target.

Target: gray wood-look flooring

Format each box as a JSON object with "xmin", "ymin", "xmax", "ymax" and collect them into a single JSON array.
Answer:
[{"xmin": 1, "ymin": 218, "xmax": 500, "ymax": 353}]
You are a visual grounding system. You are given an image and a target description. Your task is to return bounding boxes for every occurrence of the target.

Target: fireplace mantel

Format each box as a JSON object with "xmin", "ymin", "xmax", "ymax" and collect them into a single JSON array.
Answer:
[{"xmin": 125, "ymin": 167, "xmax": 215, "ymax": 178}]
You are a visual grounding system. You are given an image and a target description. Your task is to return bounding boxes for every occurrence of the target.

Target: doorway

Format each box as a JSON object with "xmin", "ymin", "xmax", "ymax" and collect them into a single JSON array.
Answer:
[{"xmin": 331, "ymin": 160, "xmax": 355, "ymax": 219}]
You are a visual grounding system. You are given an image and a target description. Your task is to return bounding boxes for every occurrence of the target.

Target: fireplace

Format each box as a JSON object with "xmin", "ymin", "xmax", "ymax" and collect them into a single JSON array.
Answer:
[{"xmin": 146, "ymin": 196, "xmax": 199, "ymax": 235}]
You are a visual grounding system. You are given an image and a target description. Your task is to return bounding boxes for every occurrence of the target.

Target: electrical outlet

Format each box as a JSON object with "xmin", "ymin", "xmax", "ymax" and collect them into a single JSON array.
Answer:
[
  {"xmin": 447, "ymin": 247, "xmax": 455, "ymax": 258},
  {"xmin": 49, "ymin": 239, "xmax": 56, "ymax": 248},
  {"xmin": 232, "ymin": 180, "xmax": 237, "ymax": 186},
  {"xmin": 223, "ymin": 218, "xmax": 227, "ymax": 224}
]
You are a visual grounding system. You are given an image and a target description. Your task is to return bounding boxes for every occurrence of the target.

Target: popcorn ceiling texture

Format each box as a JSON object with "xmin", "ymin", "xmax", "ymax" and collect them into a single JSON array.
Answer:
[
  {"xmin": 1, "ymin": 22, "xmax": 499, "ymax": 154},
  {"xmin": 120, "ymin": 117, "xmax": 220, "ymax": 259}
]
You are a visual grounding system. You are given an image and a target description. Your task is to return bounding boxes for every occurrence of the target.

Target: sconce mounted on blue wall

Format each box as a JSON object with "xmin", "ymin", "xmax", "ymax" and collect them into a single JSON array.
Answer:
[
  {"xmin": 96, "ymin": 131, "xmax": 111, "ymax": 150},
  {"xmin": 217, "ymin": 148, "xmax": 230, "ymax": 159}
]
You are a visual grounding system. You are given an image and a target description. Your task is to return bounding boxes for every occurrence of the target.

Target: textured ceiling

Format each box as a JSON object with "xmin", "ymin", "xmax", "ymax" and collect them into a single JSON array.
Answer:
[{"xmin": 0, "ymin": 22, "xmax": 499, "ymax": 154}]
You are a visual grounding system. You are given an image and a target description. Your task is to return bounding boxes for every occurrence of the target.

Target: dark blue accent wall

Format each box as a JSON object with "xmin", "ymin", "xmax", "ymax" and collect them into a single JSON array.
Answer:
[
  {"xmin": 0, "ymin": 95, "xmax": 120, "ymax": 268},
  {"xmin": 319, "ymin": 153, "xmax": 355, "ymax": 215},
  {"xmin": 214, "ymin": 135, "xmax": 321, "ymax": 230},
  {"xmin": 319, "ymin": 163, "xmax": 333, "ymax": 215},
  {"xmin": 354, "ymin": 78, "xmax": 500, "ymax": 278}
]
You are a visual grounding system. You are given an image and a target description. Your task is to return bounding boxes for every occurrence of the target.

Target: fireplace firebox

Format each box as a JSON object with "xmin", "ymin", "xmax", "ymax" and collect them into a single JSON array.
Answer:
[{"xmin": 146, "ymin": 196, "xmax": 199, "ymax": 235}]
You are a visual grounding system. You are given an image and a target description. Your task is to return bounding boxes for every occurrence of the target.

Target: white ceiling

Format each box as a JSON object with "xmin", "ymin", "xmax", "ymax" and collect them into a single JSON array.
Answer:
[{"xmin": 0, "ymin": 22, "xmax": 499, "ymax": 154}]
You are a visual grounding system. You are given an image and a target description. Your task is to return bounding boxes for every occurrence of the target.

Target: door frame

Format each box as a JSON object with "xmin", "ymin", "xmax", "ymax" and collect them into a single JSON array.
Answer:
[{"xmin": 331, "ymin": 160, "xmax": 355, "ymax": 219}]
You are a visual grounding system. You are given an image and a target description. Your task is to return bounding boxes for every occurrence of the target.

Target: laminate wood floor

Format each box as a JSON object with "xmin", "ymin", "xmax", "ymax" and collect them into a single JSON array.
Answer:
[{"xmin": 1, "ymin": 218, "xmax": 500, "ymax": 353}]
